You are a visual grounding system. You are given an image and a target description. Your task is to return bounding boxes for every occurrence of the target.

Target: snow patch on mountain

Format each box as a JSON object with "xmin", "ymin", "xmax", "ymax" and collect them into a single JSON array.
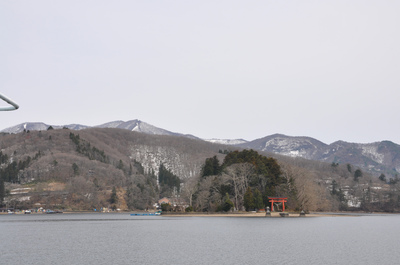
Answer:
[
  {"xmin": 205, "ymin": 139, "xmax": 248, "ymax": 145},
  {"xmin": 129, "ymin": 144, "xmax": 201, "ymax": 179},
  {"xmin": 96, "ymin": 120, "xmax": 179, "ymax": 136},
  {"xmin": 64, "ymin": 124, "xmax": 90, "ymax": 130},
  {"xmin": 131, "ymin": 124, "xmax": 139, "ymax": 132},
  {"xmin": 262, "ymin": 137, "xmax": 317, "ymax": 158},
  {"xmin": 1, "ymin": 122, "xmax": 89, "ymax": 133},
  {"xmin": 361, "ymin": 144, "xmax": 384, "ymax": 164},
  {"xmin": 96, "ymin": 120, "xmax": 124, "ymax": 128}
]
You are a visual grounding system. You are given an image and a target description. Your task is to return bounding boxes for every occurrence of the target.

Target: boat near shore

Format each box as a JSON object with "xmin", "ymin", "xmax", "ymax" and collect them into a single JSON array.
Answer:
[
  {"xmin": 130, "ymin": 211, "xmax": 161, "ymax": 216},
  {"xmin": 45, "ymin": 209, "xmax": 63, "ymax": 214}
]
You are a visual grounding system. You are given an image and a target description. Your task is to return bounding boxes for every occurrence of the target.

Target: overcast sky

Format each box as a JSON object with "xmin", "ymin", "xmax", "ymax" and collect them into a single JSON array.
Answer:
[{"xmin": 1, "ymin": 1, "xmax": 399, "ymax": 144}]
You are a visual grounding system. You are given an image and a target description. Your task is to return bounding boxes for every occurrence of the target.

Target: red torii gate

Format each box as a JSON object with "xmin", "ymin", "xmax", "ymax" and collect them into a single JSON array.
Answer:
[{"xmin": 268, "ymin": 197, "xmax": 287, "ymax": 212}]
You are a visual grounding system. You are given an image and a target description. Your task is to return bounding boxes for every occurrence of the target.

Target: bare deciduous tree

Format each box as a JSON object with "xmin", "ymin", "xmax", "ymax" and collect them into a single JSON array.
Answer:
[
  {"xmin": 224, "ymin": 163, "xmax": 255, "ymax": 211},
  {"xmin": 182, "ymin": 175, "xmax": 199, "ymax": 207}
]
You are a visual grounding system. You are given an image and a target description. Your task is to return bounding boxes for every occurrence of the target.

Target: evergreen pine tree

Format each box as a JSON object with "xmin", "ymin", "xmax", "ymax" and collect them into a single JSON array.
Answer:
[
  {"xmin": 222, "ymin": 193, "xmax": 234, "ymax": 212},
  {"xmin": 354, "ymin": 169, "xmax": 363, "ymax": 181},
  {"xmin": 244, "ymin": 187, "xmax": 254, "ymax": 211},
  {"xmin": 0, "ymin": 178, "xmax": 4, "ymax": 205},
  {"xmin": 201, "ymin": 156, "xmax": 221, "ymax": 177},
  {"xmin": 253, "ymin": 188, "xmax": 264, "ymax": 210},
  {"xmin": 72, "ymin": 163, "xmax": 79, "ymax": 175},
  {"xmin": 379, "ymin": 174, "xmax": 386, "ymax": 182},
  {"xmin": 110, "ymin": 186, "xmax": 118, "ymax": 204}
]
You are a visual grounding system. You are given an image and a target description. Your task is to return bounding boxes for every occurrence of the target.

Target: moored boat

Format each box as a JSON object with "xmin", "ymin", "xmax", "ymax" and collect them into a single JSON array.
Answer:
[
  {"xmin": 45, "ymin": 209, "xmax": 63, "ymax": 214},
  {"xmin": 130, "ymin": 210, "xmax": 161, "ymax": 216}
]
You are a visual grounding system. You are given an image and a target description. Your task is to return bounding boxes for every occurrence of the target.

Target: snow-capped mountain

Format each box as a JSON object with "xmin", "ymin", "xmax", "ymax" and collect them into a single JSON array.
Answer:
[
  {"xmin": 95, "ymin": 120, "xmax": 200, "ymax": 140},
  {"xmin": 2, "ymin": 120, "xmax": 400, "ymax": 176},
  {"xmin": 0, "ymin": 122, "xmax": 90, "ymax": 133},
  {"xmin": 96, "ymin": 120, "xmax": 179, "ymax": 136},
  {"xmin": 239, "ymin": 134, "xmax": 400, "ymax": 176},
  {"xmin": 1, "ymin": 120, "xmax": 199, "ymax": 140},
  {"xmin": 238, "ymin": 134, "xmax": 327, "ymax": 159}
]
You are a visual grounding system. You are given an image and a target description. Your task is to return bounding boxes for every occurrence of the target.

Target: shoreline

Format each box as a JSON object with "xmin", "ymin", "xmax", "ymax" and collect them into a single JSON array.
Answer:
[
  {"xmin": 160, "ymin": 211, "xmax": 382, "ymax": 217},
  {"xmin": 2, "ymin": 211, "xmax": 397, "ymax": 217}
]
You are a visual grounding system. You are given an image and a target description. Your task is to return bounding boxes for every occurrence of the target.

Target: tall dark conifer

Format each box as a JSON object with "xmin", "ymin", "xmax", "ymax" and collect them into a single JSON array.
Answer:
[{"xmin": 0, "ymin": 178, "xmax": 4, "ymax": 205}]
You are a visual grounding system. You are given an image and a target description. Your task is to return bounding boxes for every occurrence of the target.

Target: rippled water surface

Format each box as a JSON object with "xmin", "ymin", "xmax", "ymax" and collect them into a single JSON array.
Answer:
[{"xmin": 1, "ymin": 213, "xmax": 400, "ymax": 265}]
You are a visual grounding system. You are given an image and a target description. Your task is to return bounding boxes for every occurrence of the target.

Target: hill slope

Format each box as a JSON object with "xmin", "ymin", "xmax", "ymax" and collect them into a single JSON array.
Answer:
[
  {"xmin": 1, "ymin": 120, "xmax": 199, "ymax": 140},
  {"xmin": 0, "ymin": 128, "xmax": 398, "ymax": 212},
  {"xmin": 239, "ymin": 134, "xmax": 400, "ymax": 177},
  {"xmin": 3, "ymin": 121, "xmax": 400, "ymax": 178}
]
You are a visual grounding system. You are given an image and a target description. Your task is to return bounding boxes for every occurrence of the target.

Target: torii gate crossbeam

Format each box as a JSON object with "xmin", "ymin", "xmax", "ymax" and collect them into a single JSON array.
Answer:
[{"xmin": 268, "ymin": 197, "xmax": 288, "ymax": 212}]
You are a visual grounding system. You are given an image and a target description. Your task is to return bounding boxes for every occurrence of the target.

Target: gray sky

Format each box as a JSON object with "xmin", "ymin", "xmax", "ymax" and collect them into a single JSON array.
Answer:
[{"xmin": 1, "ymin": 1, "xmax": 399, "ymax": 144}]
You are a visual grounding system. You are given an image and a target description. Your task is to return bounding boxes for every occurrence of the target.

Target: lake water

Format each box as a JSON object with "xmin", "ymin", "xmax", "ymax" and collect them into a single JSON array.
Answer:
[{"xmin": 1, "ymin": 213, "xmax": 400, "ymax": 265}]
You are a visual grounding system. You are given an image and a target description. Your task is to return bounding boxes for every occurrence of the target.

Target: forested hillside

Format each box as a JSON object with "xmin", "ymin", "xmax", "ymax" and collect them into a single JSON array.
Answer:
[
  {"xmin": 239, "ymin": 134, "xmax": 400, "ymax": 178},
  {"xmin": 4, "ymin": 122, "xmax": 400, "ymax": 179},
  {"xmin": 0, "ymin": 128, "xmax": 224, "ymax": 211},
  {"xmin": 1, "ymin": 128, "xmax": 399, "ymax": 212}
]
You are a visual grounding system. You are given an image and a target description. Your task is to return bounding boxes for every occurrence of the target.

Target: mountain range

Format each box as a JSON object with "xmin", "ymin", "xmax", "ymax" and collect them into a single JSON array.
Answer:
[
  {"xmin": 2, "ymin": 120, "xmax": 399, "ymax": 212},
  {"xmin": 238, "ymin": 134, "xmax": 400, "ymax": 176},
  {"xmin": 2, "ymin": 120, "xmax": 400, "ymax": 177},
  {"xmin": 1, "ymin": 120, "xmax": 198, "ymax": 139}
]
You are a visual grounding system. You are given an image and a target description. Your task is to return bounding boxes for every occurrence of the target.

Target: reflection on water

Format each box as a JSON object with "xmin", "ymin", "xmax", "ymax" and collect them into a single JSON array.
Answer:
[{"xmin": 1, "ymin": 213, "xmax": 400, "ymax": 265}]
